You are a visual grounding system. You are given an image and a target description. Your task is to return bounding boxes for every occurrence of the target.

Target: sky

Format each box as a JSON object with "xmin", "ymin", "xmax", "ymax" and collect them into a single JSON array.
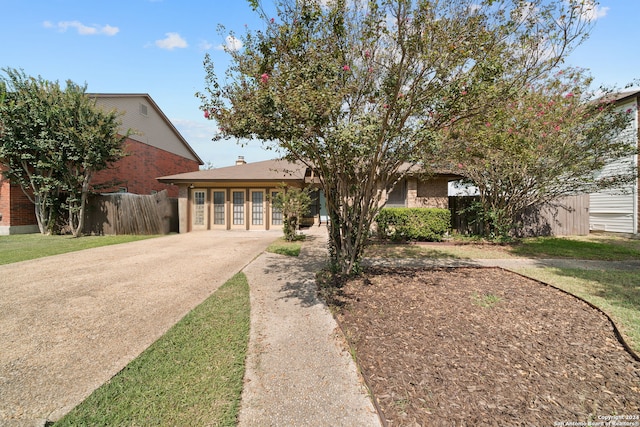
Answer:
[{"xmin": 0, "ymin": 0, "xmax": 637, "ymax": 169}]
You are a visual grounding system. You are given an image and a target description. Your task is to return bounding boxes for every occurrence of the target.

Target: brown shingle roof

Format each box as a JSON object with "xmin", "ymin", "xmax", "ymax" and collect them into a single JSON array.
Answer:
[{"xmin": 157, "ymin": 158, "xmax": 307, "ymax": 183}]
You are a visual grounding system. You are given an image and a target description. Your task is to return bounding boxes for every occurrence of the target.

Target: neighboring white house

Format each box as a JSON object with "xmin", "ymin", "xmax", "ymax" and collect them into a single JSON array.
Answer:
[{"xmin": 589, "ymin": 90, "xmax": 639, "ymax": 235}]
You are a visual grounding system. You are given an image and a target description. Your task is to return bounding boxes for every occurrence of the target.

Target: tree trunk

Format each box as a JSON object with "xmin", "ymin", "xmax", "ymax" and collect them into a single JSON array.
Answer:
[
  {"xmin": 69, "ymin": 174, "xmax": 91, "ymax": 237},
  {"xmin": 33, "ymin": 195, "xmax": 51, "ymax": 235}
]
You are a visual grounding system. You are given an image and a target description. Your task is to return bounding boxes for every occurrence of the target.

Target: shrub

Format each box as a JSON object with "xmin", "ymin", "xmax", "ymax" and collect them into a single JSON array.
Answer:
[{"xmin": 376, "ymin": 208, "xmax": 451, "ymax": 242}]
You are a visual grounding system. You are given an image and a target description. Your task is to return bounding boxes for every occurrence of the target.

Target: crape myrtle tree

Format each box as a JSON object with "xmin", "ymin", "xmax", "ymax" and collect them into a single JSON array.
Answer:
[
  {"xmin": 441, "ymin": 70, "xmax": 636, "ymax": 238},
  {"xmin": 198, "ymin": 0, "xmax": 594, "ymax": 276},
  {"xmin": 0, "ymin": 68, "xmax": 127, "ymax": 236},
  {"xmin": 271, "ymin": 183, "xmax": 313, "ymax": 241},
  {"xmin": 57, "ymin": 82, "xmax": 129, "ymax": 236}
]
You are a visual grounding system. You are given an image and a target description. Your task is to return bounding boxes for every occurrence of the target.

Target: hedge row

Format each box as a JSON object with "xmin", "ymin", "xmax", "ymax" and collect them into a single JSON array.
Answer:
[{"xmin": 376, "ymin": 207, "xmax": 451, "ymax": 241}]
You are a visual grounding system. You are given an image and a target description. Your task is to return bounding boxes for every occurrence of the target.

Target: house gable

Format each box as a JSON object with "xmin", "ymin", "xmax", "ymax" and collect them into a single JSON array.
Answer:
[{"xmin": 92, "ymin": 94, "xmax": 202, "ymax": 164}]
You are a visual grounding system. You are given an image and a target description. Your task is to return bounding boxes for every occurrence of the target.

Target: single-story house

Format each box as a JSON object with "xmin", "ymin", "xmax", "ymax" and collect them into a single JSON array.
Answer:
[
  {"xmin": 590, "ymin": 90, "xmax": 639, "ymax": 235},
  {"xmin": 157, "ymin": 157, "xmax": 462, "ymax": 233},
  {"xmin": 0, "ymin": 93, "xmax": 202, "ymax": 235}
]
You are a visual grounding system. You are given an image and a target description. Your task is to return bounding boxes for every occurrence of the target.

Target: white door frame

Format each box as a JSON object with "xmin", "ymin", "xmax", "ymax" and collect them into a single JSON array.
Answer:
[
  {"xmin": 191, "ymin": 188, "xmax": 208, "ymax": 231},
  {"xmin": 249, "ymin": 188, "xmax": 267, "ymax": 230},
  {"xmin": 230, "ymin": 190, "xmax": 246, "ymax": 230},
  {"xmin": 211, "ymin": 189, "xmax": 227, "ymax": 230}
]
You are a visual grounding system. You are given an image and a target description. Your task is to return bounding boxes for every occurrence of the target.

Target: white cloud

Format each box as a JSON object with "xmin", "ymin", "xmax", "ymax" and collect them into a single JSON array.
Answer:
[
  {"xmin": 579, "ymin": 0, "xmax": 609, "ymax": 21},
  {"xmin": 43, "ymin": 20, "xmax": 119, "ymax": 36},
  {"xmin": 155, "ymin": 32, "xmax": 188, "ymax": 50},
  {"xmin": 216, "ymin": 35, "xmax": 243, "ymax": 51},
  {"xmin": 199, "ymin": 40, "xmax": 213, "ymax": 51}
]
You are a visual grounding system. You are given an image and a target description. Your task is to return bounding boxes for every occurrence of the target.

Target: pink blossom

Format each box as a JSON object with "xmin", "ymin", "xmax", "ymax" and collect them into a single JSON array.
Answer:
[
  {"xmin": 461, "ymin": 91, "xmax": 467, "ymax": 95},
  {"xmin": 554, "ymin": 125, "xmax": 561, "ymax": 131},
  {"xmin": 368, "ymin": 67, "xmax": 374, "ymax": 73},
  {"xmin": 626, "ymin": 108, "xmax": 633, "ymax": 114},
  {"xmin": 204, "ymin": 110, "xmax": 210, "ymax": 119},
  {"xmin": 270, "ymin": 18, "xmax": 275, "ymax": 23},
  {"xmin": 383, "ymin": 104, "xmax": 389, "ymax": 109},
  {"xmin": 457, "ymin": 163, "xmax": 464, "ymax": 169},
  {"xmin": 364, "ymin": 49, "xmax": 371, "ymax": 59},
  {"xmin": 485, "ymin": 122, "xmax": 491, "ymax": 127},
  {"xmin": 260, "ymin": 73, "xmax": 269, "ymax": 84},
  {"xmin": 565, "ymin": 92, "xmax": 574, "ymax": 98},
  {"xmin": 342, "ymin": 65, "xmax": 351, "ymax": 71}
]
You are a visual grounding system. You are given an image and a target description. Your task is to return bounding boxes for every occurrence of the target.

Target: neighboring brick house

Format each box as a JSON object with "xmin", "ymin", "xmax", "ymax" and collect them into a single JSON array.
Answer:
[
  {"xmin": 158, "ymin": 157, "xmax": 460, "ymax": 233},
  {"xmin": 0, "ymin": 93, "xmax": 202, "ymax": 235}
]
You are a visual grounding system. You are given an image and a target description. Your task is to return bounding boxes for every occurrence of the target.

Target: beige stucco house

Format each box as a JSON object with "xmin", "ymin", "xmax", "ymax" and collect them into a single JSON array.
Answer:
[{"xmin": 157, "ymin": 157, "xmax": 461, "ymax": 233}]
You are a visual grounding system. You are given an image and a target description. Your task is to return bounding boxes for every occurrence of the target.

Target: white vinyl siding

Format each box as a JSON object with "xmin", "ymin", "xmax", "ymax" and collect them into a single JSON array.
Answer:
[{"xmin": 589, "ymin": 98, "xmax": 638, "ymax": 234}]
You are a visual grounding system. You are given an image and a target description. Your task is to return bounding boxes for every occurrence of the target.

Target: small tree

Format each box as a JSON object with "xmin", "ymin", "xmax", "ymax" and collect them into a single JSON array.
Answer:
[
  {"xmin": 56, "ymin": 82, "xmax": 128, "ymax": 236},
  {"xmin": 0, "ymin": 69, "xmax": 65, "ymax": 233},
  {"xmin": 271, "ymin": 184, "xmax": 312, "ymax": 241},
  {"xmin": 0, "ymin": 68, "xmax": 127, "ymax": 235},
  {"xmin": 441, "ymin": 70, "xmax": 636, "ymax": 237}
]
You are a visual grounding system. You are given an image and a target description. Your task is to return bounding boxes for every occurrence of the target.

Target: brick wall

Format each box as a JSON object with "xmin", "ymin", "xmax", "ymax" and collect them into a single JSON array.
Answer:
[
  {"xmin": 9, "ymin": 183, "xmax": 36, "ymax": 226},
  {"xmin": 0, "ymin": 168, "xmax": 37, "ymax": 227},
  {"xmin": 0, "ymin": 177, "xmax": 9, "ymax": 227},
  {"xmin": 407, "ymin": 177, "xmax": 449, "ymax": 208},
  {"xmin": 0, "ymin": 139, "xmax": 200, "ymax": 232},
  {"xmin": 92, "ymin": 138, "xmax": 200, "ymax": 197}
]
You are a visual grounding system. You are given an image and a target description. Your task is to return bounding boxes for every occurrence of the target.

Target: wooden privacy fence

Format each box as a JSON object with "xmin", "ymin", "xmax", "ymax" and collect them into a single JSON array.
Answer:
[
  {"xmin": 83, "ymin": 190, "xmax": 178, "ymax": 235},
  {"xmin": 449, "ymin": 195, "xmax": 590, "ymax": 236}
]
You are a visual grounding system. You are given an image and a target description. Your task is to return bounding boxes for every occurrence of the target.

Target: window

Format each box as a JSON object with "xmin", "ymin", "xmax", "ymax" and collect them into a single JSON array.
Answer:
[
  {"xmin": 139, "ymin": 103, "xmax": 148, "ymax": 116},
  {"xmin": 271, "ymin": 191, "xmax": 283, "ymax": 225},
  {"xmin": 386, "ymin": 180, "xmax": 406, "ymax": 207},
  {"xmin": 213, "ymin": 191, "xmax": 225, "ymax": 225},
  {"xmin": 252, "ymin": 191, "xmax": 264, "ymax": 225},
  {"xmin": 193, "ymin": 191, "xmax": 206, "ymax": 226},
  {"xmin": 233, "ymin": 191, "xmax": 244, "ymax": 225}
]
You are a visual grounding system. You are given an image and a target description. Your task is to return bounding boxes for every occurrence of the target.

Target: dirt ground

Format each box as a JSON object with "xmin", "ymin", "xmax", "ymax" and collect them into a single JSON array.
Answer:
[{"xmin": 331, "ymin": 267, "xmax": 640, "ymax": 426}]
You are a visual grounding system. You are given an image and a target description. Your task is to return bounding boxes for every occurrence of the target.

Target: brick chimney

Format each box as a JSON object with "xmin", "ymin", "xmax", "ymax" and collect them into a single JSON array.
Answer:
[{"xmin": 235, "ymin": 156, "xmax": 246, "ymax": 165}]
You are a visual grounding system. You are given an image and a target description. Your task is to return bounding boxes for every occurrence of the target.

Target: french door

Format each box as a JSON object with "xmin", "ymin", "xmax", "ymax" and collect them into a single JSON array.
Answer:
[{"xmin": 191, "ymin": 189, "xmax": 207, "ymax": 230}]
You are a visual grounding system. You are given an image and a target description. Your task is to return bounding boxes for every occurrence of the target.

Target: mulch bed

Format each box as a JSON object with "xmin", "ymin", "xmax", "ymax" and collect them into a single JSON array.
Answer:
[{"xmin": 331, "ymin": 267, "xmax": 640, "ymax": 426}]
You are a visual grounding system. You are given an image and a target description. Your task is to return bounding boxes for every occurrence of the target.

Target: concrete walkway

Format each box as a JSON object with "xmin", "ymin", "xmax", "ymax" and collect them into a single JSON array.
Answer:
[
  {"xmin": 240, "ymin": 226, "xmax": 381, "ymax": 426},
  {"xmin": 0, "ymin": 231, "xmax": 278, "ymax": 426}
]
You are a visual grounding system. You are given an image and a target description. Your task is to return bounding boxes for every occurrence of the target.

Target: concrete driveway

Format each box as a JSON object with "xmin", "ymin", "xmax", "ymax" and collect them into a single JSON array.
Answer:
[{"xmin": 0, "ymin": 230, "xmax": 278, "ymax": 425}]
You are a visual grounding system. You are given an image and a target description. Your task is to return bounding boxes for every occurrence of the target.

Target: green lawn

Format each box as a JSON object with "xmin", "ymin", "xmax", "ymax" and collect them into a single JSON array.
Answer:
[
  {"xmin": 55, "ymin": 272, "xmax": 250, "ymax": 426},
  {"xmin": 266, "ymin": 236, "xmax": 305, "ymax": 257},
  {"xmin": 510, "ymin": 234, "xmax": 640, "ymax": 260},
  {"xmin": 0, "ymin": 233, "xmax": 159, "ymax": 265}
]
